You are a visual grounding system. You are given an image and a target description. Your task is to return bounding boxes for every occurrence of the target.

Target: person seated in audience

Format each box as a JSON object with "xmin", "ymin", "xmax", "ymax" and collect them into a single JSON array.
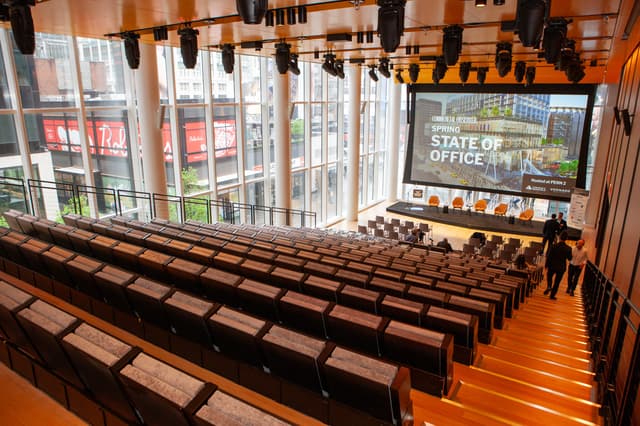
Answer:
[
  {"xmin": 404, "ymin": 228, "xmax": 419, "ymax": 244},
  {"xmin": 470, "ymin": 231, "xmax": 486, "ymax": 246},
  {"xmin": 436, "ymin": 238, "xmax": 453, "ymax": 253}
]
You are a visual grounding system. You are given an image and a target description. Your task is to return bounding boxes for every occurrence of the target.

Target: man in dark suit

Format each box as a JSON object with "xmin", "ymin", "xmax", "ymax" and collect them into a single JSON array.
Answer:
[
  {"xmin": 541, "ymin": 213, "xmax": 560, "ymax": 254},
  {"xmin": 544, "ymin": 231, "xmax": 573, "ymax": 300},
  {"xmin": 557, "ymin": 212, "xmax": 567, "ymax": 234}
]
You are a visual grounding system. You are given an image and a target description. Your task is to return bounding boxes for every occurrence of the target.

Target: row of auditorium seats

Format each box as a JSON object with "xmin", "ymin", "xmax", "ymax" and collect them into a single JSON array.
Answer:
[
  {"xmin": 0, "ymin": 279, "xmax": 293, "ymax": 426},
  {"xmin": 0, "ymin": 236, "xmax": 413, "ymax": 426},
  {"xmin": 0, "ymin": 219, "xmax": 453, "ymax": 400}
]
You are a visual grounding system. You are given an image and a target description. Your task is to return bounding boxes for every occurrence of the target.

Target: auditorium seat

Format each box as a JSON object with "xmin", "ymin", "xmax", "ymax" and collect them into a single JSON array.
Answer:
[
  {"xmin": 424, "ymin": 306, "xmax": 478, "ymax": 365},
  {"xmin": 16, "ymin": 299, "xmax": 84, "ymax": 388},
  {"xmin": 49, "ymin": 224, "xmax": 75, "ymax": 247},
  {"xmin": 0, "ymin": 280, "xmax": 39, "ymax": 359},
  {"xmin": 17, "ymin": 238, "xmax": 51, "ymax": 271},
  {"xmin": 118, "ymin": 352, "xmax": 214, "ymax": 426},
  {"xmin": 368, "ymin": 276, "xmax": 407, "ymax": 298},
  {"xmin": 380, "ymin": 294, "xmax": 426, "ymax": 326},
  {"xmin": 138, "ymin": 250, "xmax": 174, "ymax": 280},
  {"xmin": 406, "ymin": 286, "xmax": 449, "ymax": 307},
  {"xmin": 65, "ymin": 255, "xmax": 105, "ymax": 299},
  {"xmin": 93, "ymin": 265, "xmax": 136, "ymax": 312},
  {"xmin": 199, "ymin": 267, "xmax": 243, "ymax": 306},
  {"xmin": 88, "ymin": 235, "xmax": 119, "ymax": 262},
  {"xmin": 278, "ymin": 291, "xmax": 333, "ymax": 338},
  {"xmin": 207, "ymin": 306, "xmax": 268, "ymax": 367},
  {"xmin": 302, "ymin": 275, "xmax": 344, "ymax": 302},
  {"xmin": 468, "ymin": 288, "xmax": 506, "ymax": 329},
  {"xmin": 61, "ymin": 323, "xmax": 140, "ymax": 424},
  {"xmin": 164, "ymin": 291, "xmax": 218, "ymax": 348},
  {"xmin": 166, "ymin": 258, "xmax": 207, "ymax": 294},
  {"xmin": 327, "ymin": 305, "xmax": 389, "ymax": 356},
  {"xmin": 126, "ymin": 277, "xmax": 174, "ymax": 328},
  {"xmin": 322, "ymin": 346, "xmax": 411, "ymax": 425},
  {"xmin": 192, "ymin": 390, "xmax": 289, "ymax": 426},
  {"xmin": 66, "ymin": 229, "xmax": 96, "ymax": 255},
  {"xmin": 41, "ymin": 246, "xmax": 76, "ymax": 283},
  {"xmin": 236, "ymin": 280, "xmax": 286, "ymax": 322},
  {"xmin": 446, "ymin": 295, "xmax": 494, "ymax": 343},
  {"xmin": 338, "ymin": 285, "xmax": 382, "ymax": 314},
  {"xmin": 2, "ymin": 209, "xmax": 24, "ymax": 231}
]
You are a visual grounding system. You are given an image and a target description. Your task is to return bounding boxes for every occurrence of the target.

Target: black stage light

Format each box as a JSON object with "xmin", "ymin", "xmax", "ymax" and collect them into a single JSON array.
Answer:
[
  {"xmin": 221, "ymin": 44, "xmax": 235, "ymax": 74},
  {"xmin": 476, "ymin": 0, "xmax": 487, "ymax": 7},
  {"xmin": 621, "ymin": 109, "xmax": 632, "ymax": 136},
  {"xmin": 514, "ymin": 60, "xmax": 526, "ymax": 82},
  {"xmin": 289, "ymin": 54, "xmax": 300, "ymax": 75},
  {"xmin": 525, "ymin": 66, "xmax": 536, "ymax": 86},
  {"xmin": 613, "ymin": 106, "xmax": 621, "ymax": 125},
  {"xmin": 565, "ymin": 60, "xmax": 585, "ymax": 84},
  {"xmin": 369, "ymin": 65, "xmax": 379, "ymax": 82},
  {"xmin": 10, "ymin": 2, "xmax": 35, "ymax": 55},
  {"xmin": 409, "ymin": 63, "xmax": 420, "ymax": 83},
  {"xmin": 494, "ymin": 0, "xmax": 505, "ymax": 5},
  {"xmin": 516, "ymin": 0, "xmax": 546, "ymax": 47},
  {"xmin": 178, "ymin": 27, "xmax": 199, "ymax": 69},
  {"xmin": 335, "ymin": 60, "xmax": 345, "ymax": 79},
  {"xmin": 395, "ymin": 69, "xmax": 404, "ymax": 84},
  {"xmin": 435, "ymin": 56, "xmax": 448, "ymax": 80},
  {"xmin": 495, "ymin": 42, "xmax": 512, "ymax": 77},
  {"xmin": 287, "ymin": 8, "xmax": 296, "ymax": 25},
  {"xmin": 153, "ymin": 27, "xmax": 168, "ymax": 42},
  {"xmin": 366, "ymin": 31, "xmax": 374, "ymax": 43},
  {"xmin": 477, "ymin": 67, "xmax": 488, "ymax": 85},
  {"xmin": 378, "ymin": 58, "xmax": 391, "ymax": 78},
  {"xmin": 405, "ymin": 45, "xmax": 412, "ymax": 55},
  {"xmin": 122, "ymin": 32, "xmax": 140, "ymax": 69},
  {"xmin": 298, "ymin": 6, "xmax": 307, "ymax": 24},
  {"xmin": 414, "ymin": 45, "xmax": 420, "ymax": 54},
  {"xmin": 275, "ymin": 42, "xmax": 291, "ymax": 74},
  {"xmin": 322, "ymin": 54, "xmax": 337, "ymax": 76},
  {"xmin": 265, "ymin": 9, "xmax": 274, "ymax": 26},
  {"xmin": 543, "ymin": 18, "xmax": 568, "ymax": 64},
  {"xmin": 357, "ymin": 32, "xmax": 364, "ymax": 43},
  {"xmin": 377, "ymin": 0, "xmax": 407, "ymax": 53},
  {"xmin": 236, "ymin": 0, "xmax": 268, "ymax": 25},
  {"xmin": 442, "ymin": 25, "xmax": 463, "ymax": 66},
  {"xmin": 459, "ymin": 62, "xmax": 471, "ymax": 84},
  {"xmin": 276, "ymin": 9, "xmax": 285, "ymax": 26}
]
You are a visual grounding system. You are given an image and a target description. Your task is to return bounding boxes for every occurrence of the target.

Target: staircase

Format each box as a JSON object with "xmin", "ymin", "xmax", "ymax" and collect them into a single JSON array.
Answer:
[{"xmin": 412, "ymin": 284, "xmax": 602, "ymax": 425}]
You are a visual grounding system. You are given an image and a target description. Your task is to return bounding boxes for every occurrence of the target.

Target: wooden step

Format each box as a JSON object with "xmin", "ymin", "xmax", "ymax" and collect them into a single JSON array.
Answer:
[
  {"xmin": 516, "ymin": 303, "xmax": 586, "ymax": 320},
  {"xmin": 476, "ymin": 354, "xmax": 594, "ymax": 400},
  {"xmin": 411, "ymin": 390, "xmax": 514, "ymax": 426},
  {"xmin": 484, "ymin": 336, "xmax": 592, "ymax": 370},
  {"xmin": 450, "ymin": 380, "xmax": 597, "ymax": 425},
  {"xmin": 492, "ymin": 327, "xmax": 591, "ymax": 352},
  {"xmin": 477, "ymin": 345, "xmax": 595, "ymax": 383},
  {"xmin": 504, "ymin": 317, "xmax": 589, "ymax": 338},
  {"xmin": 452, "ymin": 364, "xmax": 601, "ymax": 423},
  {"xmin": 491, "ymin": 331, "xmax": 591, "ymax": 359}
]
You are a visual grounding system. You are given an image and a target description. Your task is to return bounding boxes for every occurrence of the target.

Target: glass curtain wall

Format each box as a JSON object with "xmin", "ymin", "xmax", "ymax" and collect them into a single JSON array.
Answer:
[{"xmin": 0, "ymin": 29, "xmax": 391, "ymax": 227}]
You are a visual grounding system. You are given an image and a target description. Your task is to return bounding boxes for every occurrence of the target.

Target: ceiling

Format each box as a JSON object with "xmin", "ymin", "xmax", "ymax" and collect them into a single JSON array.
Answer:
[{"xmin": 9, "ymin": 0, "xmax": 640, "ymax": 84}]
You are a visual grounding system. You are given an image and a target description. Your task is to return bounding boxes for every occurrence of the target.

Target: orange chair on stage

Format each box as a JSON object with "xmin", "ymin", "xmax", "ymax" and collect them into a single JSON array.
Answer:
[
  {"xmin": 494, "ymin": 203, "xmax": 508, "ymax": 216},
  {"xmin": 519, "ymin": 208, "xmax": 534, "ymax": 224},
  {"xmin": 428, "ymin": 195, "xmax": 440, "ymax": 209},
  {"xmin": 452, "ymin": 197, "xmax": 464, "ymax": 211},
  {"xmin": 474, "ymin": 199, "xmax": 487, "ymax": 213}
]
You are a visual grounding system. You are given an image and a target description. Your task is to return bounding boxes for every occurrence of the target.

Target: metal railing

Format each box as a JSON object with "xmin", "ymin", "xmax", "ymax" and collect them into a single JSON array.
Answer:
[{"xmin": 583, "ymin": 262, "xmax": 640, "ymax": 425}]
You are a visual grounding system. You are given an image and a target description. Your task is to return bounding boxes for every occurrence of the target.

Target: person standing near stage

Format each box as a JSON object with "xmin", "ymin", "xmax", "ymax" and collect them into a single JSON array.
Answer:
[
  {"xmin": 544, "ymin": 231, "xmax": 572, "ymax": 300},
  {"xmin": 541, "ymin": 213, "xmax": 560, "ymax": 254},
  {"xmin": 567, "ymin": 239, "xmax": 588, "ymax": 296},
  {"xmin": 558, "ymin": 212, "xmax": 567, "ymax": 234}
]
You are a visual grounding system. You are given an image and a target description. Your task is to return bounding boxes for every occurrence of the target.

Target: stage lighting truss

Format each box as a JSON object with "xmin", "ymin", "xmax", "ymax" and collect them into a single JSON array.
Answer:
[
  {"xmin": 178, "ymin": 26, "xmax": 199, "ymax": 69},
  {"xmin": 542, "ymin": 18, "xmax": 569, "ymax": 64},
  {"xmin": 322, "ymin": 54, "xmax": 337, "ymax": 76},
  {"xmin": 477, "ymin": 67, "xmax": 488, "ymax": 84},
  {"xmin": 378, "ymin": 58, "xmax": 391, "ymax": 78},
  {"xmin": 514, "ymin": 60, "xmax": 526, "ymax": 82},
  {"xmin": 369, "ymin": 65, "xmax": 379, "ymax": 82},
  {"xmin": 377, "ymin": 0, "xmax": 407, "ymax": 53},
  {"xmin": 442, "ymin": 25, "xmax": 463, "ymax": 66},
  {"xmin": 409, "ymin": 63, "xmax": 420, "ymax": 83},
  {"xmin": 236, "ymin": 0, "xmax": 268, "ymax": 25},
  {"xmin": 495, "ymin": 42, "xmax": 513, "ymax": 77},
  {"xmin": 525, "ymin": 65, "xmax": 536, "ymax": 86},
  {"xmin": 221, "ymin": 44, "xmax": 235, "ymax": 74},
  {"xmin": 289, "ymin": 53, "xmax": 301, "ymax": 75},
  {"xmin": 516, "ymin": 0, "xmax": 547, "ymax": 48},
  {"xmin": 275, "ymin": 42, "xmax": 291, "ymax": 74},
  {"xmin": 459, "ymin": 62, "xmax": 471, "ymax": 84},
  {"xmin": 122, "ymin": 32, "xmax": 141, "ymax": 69}
]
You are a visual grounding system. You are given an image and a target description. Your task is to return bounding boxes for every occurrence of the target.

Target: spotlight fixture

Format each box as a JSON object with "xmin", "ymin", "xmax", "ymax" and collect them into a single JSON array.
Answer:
[
  {"xmin": 378, "ymin": 58, "xmax": 391, "ymax": 78},
  {"xmin": 516, "ymin": 0, "xmax": 546, "ymax": 47},
  {"xmin": 221, "ymin": 44, "xmax": 235, "ymax": 74},
  {"xmin": 178, "ymin": 27, "xmax": 199, "ymax": 69},
  {"xmin": 413, "ymin": 45, "xmax": 420, "ymax": 54},
  {"xmin": 322, "ymin": 54, "xmax": 337, "ymax": 76},
  {"xmin": 377, "ymin": 0, "xmax": 407, "ymax": 53},
  {"xmin": 276, "ymin": 9, "xmax": 285, "ymax": 26},
  {"xmin": 494, "ymin": 0, "xmax": 505, "ymax": 4},
  {"xmin": 366, "ymin": 31, "xmax": 374, "ymax": 43},
  {"xmin": 495, "ymin": 42, "xmax": 512, "ymax": 77},
  {"xmin": 475, "ymin": 0, "xmax": 487, "ymax": 6},
  {"xmin": 298, "ymin": 6, "xmax": 307, "ymax": 24},
  {"xmin": 287, "ymin": 7, "xmax": 296, "ymax": 25},
  {"xmin": 335, "ymin": 59, "xmax": 345, "ymax": 79},
  {"xmin": 236, "ymin": 0, "xmax": 268, "ymax": 24},
  {"xmin": 357, "ymin": 32, "xmax": 364, "ymax": 43},
  {"xmin": 442, "ymin": 25, "xmax": 463, "ymax": 66},
  {"xmin": 525, "ymin": 66, "xmax": 536, "ymax": 86},
  {"xmin": 7, "ymin": 1, "xmax": 35, "ymax": 55},
  {"xmin": 153, "ymin": 27, "xmax": 169, "ymax": 41},
  {"xmin": 275, "ymin": 42, "xmax": 291, "ymax": 74},
  {"xmin": 265, "ymin": 9, "xmax": 274, "ymax": 26},
  {"xmin": 514, "ymin": 61, "xmax": 526, "ymax": 82},
  {"xmin": 395, "ymin": 69, "xmax": 404, "ymax": 84},
  {"xmin": 543, "ymin": 18, "xmax": 569, "ymax": 64},
  {"xmin": 435, "ymin": 56, "xmax": 448, "ymax": 81},
  {"xmin": 288, "ymin": 54, "xmax": 300, "ymax": 75},
  {"xmin": 409, "ymin": 63, "xmax": 420, "ymax": 83},
  {"xmin": 314, "ymin": 49, "xmax": 320, "ymax": 59},
  {"xmin": 459, "ymin": 62, "xmax": 471, "ymax": 84},
  {"xmin": 621, "ymin": 109, "xmax": 632, "ymax": 136},
  {"xmin": 405, "ymin": 45, "xmax": 412, "ymax": 55},
  {"xmin": 369, "ymin": 65, "xmax": 379, "ymax": 82},
  {"xmin": 565, "ymin": 60, "xmax": 585, "ymax": 84},
  {"xmin": 122, "ymin": 32, "xmax": 140, "ymax": 69},
  {"xmin": 477, "ymin": 67, "xmax": 488, "ymax": 85}
]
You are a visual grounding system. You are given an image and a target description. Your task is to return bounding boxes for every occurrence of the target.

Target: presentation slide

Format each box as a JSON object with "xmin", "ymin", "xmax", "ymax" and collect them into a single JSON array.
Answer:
[{"xmin": 404, "ymin": 90, "xmax": 591, "ymax": 199}]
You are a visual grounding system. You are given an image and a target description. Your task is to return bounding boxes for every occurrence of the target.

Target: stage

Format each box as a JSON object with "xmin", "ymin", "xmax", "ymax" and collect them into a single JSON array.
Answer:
[{"xmin": 386, "ymin": 201, "xmax": 582, "ymax": 239}]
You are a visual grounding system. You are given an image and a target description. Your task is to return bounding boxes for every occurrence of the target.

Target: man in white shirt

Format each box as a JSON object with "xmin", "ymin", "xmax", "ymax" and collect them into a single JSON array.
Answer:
[{"xmin": 567, "ymin": 239, "xmax": 588, "ymax": 296}]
